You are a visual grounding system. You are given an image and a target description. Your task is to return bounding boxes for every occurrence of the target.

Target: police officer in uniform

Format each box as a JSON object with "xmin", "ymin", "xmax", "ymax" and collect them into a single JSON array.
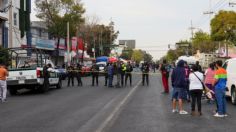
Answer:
[
  {"xmin": 76, "ymin": 63, "xmax": 83, "ymax": 86},
  {"xmin": 91, "ymin": 62, "xmax": 99, "ymax": 86},
  {"xmin": 67, "ymin": 65, "xmax": 74, "ymax": 87},
  {"xmin": 141, "ymin": 62, "xmax": 150, "ymax": 86},
  {"xmin": 120, "ymin": 62, "xmax": 127, "ymax": 87},
  {"xmin": 125, "ymin": 61, "xmax": 133, "ymax": 86}
]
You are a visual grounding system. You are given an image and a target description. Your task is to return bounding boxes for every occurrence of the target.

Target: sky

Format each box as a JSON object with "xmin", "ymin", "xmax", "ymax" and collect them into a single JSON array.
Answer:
[{"xmin": 31, "ymin": 0, "xmax": 236, "ymax": 60}]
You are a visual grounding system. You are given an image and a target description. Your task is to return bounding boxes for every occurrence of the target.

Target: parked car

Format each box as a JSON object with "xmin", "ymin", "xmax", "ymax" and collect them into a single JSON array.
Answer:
[
  {"xmin": 81, "ymin": 63, "xmax": 92, "ymax": 76},
  {"xmin": 223, "ymin": 58, "xmax": 236, "ymax": 105},
  {"xmin": 96, "ymin": 62, "xmax": 107, "ymax": 75}
]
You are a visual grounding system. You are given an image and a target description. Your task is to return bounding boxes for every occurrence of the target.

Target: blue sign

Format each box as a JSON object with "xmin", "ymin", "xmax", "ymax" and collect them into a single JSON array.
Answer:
[{"xmin": 36, "ymin": 39, "xmax": 55, "ymax": 50}]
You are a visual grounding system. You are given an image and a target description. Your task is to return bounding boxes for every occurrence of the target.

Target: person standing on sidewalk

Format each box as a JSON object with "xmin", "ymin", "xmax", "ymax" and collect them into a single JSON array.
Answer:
[
  {"xmin": 189, "ymin": 65, "xmax": 204, "ymax": 116},
  {"xmin": 171, "ymin": 60, "xmax": 188, "ymax": 115},
  {"xmin": 0, "ymin": 64, "xmax": 8, "ymax": 102},
  {"xmin": 125, "ymin": 61, "xmax": 133, "ymax": 86},
  {"xmin": 213, "ymin": 60, "xmax": 227, "ymax": 118},
  {"xmin": 160, "ymin": 60, "xmax": 169, "ymax": 93}
]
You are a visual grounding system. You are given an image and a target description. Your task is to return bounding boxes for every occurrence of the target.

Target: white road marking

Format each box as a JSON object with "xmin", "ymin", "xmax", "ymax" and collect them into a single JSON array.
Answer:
[{"xmin": 95, "ymin": 80, "xmax": 142, "ymax": 132}]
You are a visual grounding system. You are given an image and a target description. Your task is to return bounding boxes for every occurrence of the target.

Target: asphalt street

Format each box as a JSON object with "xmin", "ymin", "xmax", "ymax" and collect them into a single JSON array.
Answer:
[{"xmin": 0, "ymin": 72, "xmax": 236, "ymax": 132}]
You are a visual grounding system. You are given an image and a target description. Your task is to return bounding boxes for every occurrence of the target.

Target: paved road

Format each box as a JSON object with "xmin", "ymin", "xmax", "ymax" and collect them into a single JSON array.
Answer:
[{"xmin": 0, "ymin": 73, "xmax": 236, "ymax": 132}]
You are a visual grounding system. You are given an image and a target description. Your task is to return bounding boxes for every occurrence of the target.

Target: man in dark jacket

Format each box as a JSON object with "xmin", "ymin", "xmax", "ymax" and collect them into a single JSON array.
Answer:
[
  {"xmin": 141, "ymin": 62, "xmax": 149, "ymax": 86},
  {"xmin": 107, "ymin": 63, "xmax": 114, "ymax": 87},
  {"xmin": 125, "ymin": 61, "xmax": 133, "ymax": 86},
  {"xmin": 171, "ymin": 60, "xmax": 188, "ymax": 115},
  {"xmin": 91, "ymin": 62, "xmax": 99, "ymax": 86},
  {"xmin": 76, "ymin": 63, "xmax": 83, "ymax": 86}
]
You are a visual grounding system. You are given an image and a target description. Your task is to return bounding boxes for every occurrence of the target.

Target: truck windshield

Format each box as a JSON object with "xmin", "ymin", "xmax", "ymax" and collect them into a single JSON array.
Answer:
[{"xmin": 17, "ymin": 57, "xmax": 38, "ymax": 69}]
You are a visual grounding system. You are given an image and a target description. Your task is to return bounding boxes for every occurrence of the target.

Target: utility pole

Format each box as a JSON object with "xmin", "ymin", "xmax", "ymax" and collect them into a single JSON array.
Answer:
[
  {"xmin": 189, "ymin": 20, "xmax": 195, "ymax": 40},
  {"xmin": 67, "ymin": 22, "xmax": 70, "ymax": 66},
  {"xmin": 9, "ymin": 0, "xmax": 13, "ymax": 48}
]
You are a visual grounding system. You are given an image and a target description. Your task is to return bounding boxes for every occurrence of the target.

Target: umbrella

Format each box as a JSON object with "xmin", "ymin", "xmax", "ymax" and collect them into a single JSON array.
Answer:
[
  {"xmin": 96, "ymin": 56, "xmax": 108, "ymax": 62},
  {"xmin": 108, "ymin": 57, "xmax": 118, "ymax": 63}
]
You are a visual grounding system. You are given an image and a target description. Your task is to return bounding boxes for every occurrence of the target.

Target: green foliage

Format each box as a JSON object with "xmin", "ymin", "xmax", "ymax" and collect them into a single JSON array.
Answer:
[
  {"xmin": 35, "ymin": 0, "xmax": 85, "ymax": 37},
  {"xmin": 120, "ymin": 49, "xmax": 133, "ymax": 60},
  {"xmin": 211, "ymin": 10, "xmax": 236, "ymax": 44},
  {"xmin": 132, "ymin": 50, "xmax": 143, "ymax": 63},
  {"xmin": 142, "ymin": 51, "xmax": 153, "ymax": 63},
  {"xmin": 166, "ymin": 49, "xmax": 178, "ymax": 62},
  {"xmin": 0, "ymin": 46, "xmax": 9, "ymax": 66},
  {"xmin": 79, "ymin": 23, "xmax": 119, "ymax": 57},
  {"xmin": 192, "ymin": 31, "xmax": 216, "ymax": 53}
]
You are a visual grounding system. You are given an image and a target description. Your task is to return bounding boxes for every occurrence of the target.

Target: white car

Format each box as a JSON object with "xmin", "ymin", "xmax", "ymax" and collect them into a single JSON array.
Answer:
[
  {"xmin": 223, "ymin": 58, "xmax": 236, "ymax": 105},
  {"xmin": 96, "ymin": 62, "xmax": 107, "ymax": 74}
]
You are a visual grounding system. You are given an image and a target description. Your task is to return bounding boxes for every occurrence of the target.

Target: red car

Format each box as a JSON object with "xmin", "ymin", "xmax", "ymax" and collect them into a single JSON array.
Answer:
[{"xmin": 81, "ymin": 64, "xmax": 92, "ymax": 76}]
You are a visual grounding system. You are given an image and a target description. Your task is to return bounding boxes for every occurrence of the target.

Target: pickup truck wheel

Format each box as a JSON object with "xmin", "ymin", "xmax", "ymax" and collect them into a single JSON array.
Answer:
[
  {"xmin": 231, "ymin": 87, "xmax": 236, "ymax": 105},
  {"xmin": 56, "ymin": 80, "xmax": 62, "ymax": 89},
  {"xmin": 8, "ymin": 88, "xmax": 17, "ymax": 95}
]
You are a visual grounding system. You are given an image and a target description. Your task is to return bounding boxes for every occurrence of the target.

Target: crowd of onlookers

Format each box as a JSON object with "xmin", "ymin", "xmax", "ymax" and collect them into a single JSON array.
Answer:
[{"xmin": 160, "ymin": 60, "xmax": 228, "ymax": 118}]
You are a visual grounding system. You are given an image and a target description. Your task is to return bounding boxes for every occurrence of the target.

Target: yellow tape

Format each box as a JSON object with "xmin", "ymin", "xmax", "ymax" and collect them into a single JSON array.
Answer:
[{"xmin": 66, "ymin": 70, "xmax": 161, "ymax": 75}]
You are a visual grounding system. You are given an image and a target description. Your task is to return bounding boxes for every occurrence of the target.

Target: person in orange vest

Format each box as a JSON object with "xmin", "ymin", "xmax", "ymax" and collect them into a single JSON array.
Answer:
[{"xmin": 0, "ymin": 63, "xmax": 8, "ymax": 102}]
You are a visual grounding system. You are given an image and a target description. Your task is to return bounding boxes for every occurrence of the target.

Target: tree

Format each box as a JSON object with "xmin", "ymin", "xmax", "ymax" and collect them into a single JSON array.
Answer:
[
  {"xmin": 142, "ymin": 51, "xmax": 153, "ymax": 63},
  {"xmin": 35, "ymin": 0, "xmax": 85, "ymax": 65},
  {"xmin": 79, "ymin": 22, "xmax": 119, "ymax": 58},
  {"xmin": 132, "ymin": 50, "xmax": 143, "ymax": 63},
  {"xmin": 0, "ymin": 46, "xmax": 9, "ymax": 66},
  {"xmin": 211, "ymin": 10, "xmax": 236, "ymax": 44},
  {"xmin": 192, "ymin": 31, "xmax": 216, "ymax": 53},
  {"xmin": 166, "ymin": 49, "xmax": 178, "ymax": 62},
  {"xmin": 120, "ymin": 49, "xmax": 133, "ymax": 60}
]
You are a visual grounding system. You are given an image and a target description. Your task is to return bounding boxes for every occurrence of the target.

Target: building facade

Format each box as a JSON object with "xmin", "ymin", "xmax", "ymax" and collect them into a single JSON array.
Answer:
[
  {"xmin": 0, "ymin": 0, "xmax": 30, "ymax": 48},
  {"xmin": 119, "ymin": 40, "xmax": 136, "ymax": 50}
]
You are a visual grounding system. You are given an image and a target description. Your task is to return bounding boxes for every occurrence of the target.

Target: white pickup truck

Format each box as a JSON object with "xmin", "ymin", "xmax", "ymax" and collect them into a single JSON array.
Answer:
[{"xmin": 6, "ymin": 47, "xmax": 62, "ymax": 95}]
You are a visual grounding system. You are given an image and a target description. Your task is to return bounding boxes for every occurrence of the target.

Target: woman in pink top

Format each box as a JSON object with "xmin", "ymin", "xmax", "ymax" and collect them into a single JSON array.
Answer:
[{"xmin": 204, "ymin": 63, "xmax": 215, "ymax": 99}]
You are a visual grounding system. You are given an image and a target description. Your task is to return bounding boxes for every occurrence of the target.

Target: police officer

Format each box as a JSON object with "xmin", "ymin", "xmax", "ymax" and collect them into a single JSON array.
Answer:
[
  {"xmin": 125, "ymin": 61, "xmax": 133, "ymax": 86},
  {"xmin": 115, "ymin": 61, "xmax": 121, "ymax": 88},
  {"xmin": 104, "ymin": 63, "xmax": 109, "ymax": 86},
  {"xmin": 91, "ymin": 62, "xmax": 99, "ymax": 86},
  {"xmin": 141, "ymin": 62, "xmax": 150, "ymax": 86},
  {"xmin": 67, "ymin": 65, "xmax": 74, "ymax": 87},
  {"xmin": 120, "ymin": 61, "xmax": 126, "ymax": 87},
  {"xmin": 76, "ymin": 63, "xmax": 83, "ymax": 86}
]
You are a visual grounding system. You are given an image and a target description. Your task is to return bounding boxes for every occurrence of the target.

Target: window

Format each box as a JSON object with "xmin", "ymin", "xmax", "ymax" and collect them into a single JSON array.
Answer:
[{"xmin": 13, "ymin": 13, "xmax": 17, "ymax": 26}]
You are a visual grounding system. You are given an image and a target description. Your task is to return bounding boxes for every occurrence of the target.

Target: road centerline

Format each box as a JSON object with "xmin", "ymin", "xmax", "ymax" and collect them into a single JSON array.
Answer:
[{"xmin": 95, "ymin": 80, "xmax": 142, "ymax": 132}]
